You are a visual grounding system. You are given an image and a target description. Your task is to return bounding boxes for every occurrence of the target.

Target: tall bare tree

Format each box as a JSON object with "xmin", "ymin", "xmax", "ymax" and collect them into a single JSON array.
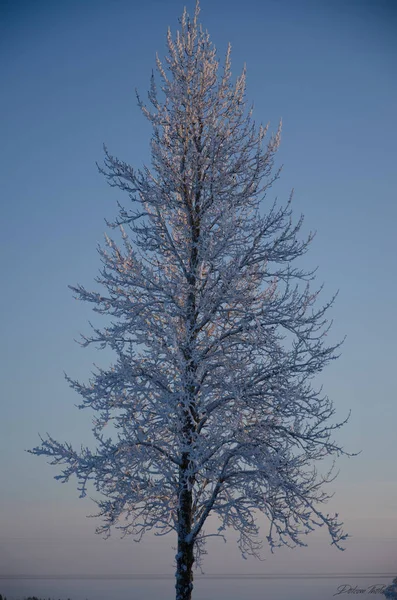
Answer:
[{"xmin": 30, "ymin": 3, "xmax": 351, "ymax": 599}]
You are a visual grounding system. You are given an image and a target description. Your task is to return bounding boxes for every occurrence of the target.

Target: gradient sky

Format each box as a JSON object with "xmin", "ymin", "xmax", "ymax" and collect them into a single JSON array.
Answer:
[{"xmin": 1, "ymin": 0, "xmax": 396, "ymax": 583}]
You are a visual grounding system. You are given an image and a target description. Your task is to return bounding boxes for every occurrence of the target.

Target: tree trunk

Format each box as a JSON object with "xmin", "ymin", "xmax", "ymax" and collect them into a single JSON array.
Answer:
[
  {"xmin": 175, "ymin": 138, "xmax": 200, "ymax": 599},
  {"xmin": 175, "ymin": 468, "xmax": 194, "ymax": 600},
  {"xmin": 175, "ymin": 531, "xmax": 194, "ymax": 600}
]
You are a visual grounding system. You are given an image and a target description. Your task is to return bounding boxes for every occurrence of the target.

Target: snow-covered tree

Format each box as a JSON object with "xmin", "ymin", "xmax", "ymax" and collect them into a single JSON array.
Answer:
[
  {"xmin": 30, "ymin": 3, "xmax": 352, "ymax": 599},
  {"xmin": 384, "ymin": 578, "xmax": 397, "ymax": 599}
]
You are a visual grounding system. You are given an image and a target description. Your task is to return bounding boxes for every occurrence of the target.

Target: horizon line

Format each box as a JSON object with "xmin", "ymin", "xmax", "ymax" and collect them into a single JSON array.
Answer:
[{"xmin": 1, "ymin": 573, "xmax": 396, "ymax": 581}]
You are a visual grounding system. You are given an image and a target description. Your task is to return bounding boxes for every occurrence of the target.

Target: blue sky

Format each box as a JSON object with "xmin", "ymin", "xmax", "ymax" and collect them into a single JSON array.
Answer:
[{"xmin": 1, "ymin": 0, "xmax": 396, "ymax": 582}]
